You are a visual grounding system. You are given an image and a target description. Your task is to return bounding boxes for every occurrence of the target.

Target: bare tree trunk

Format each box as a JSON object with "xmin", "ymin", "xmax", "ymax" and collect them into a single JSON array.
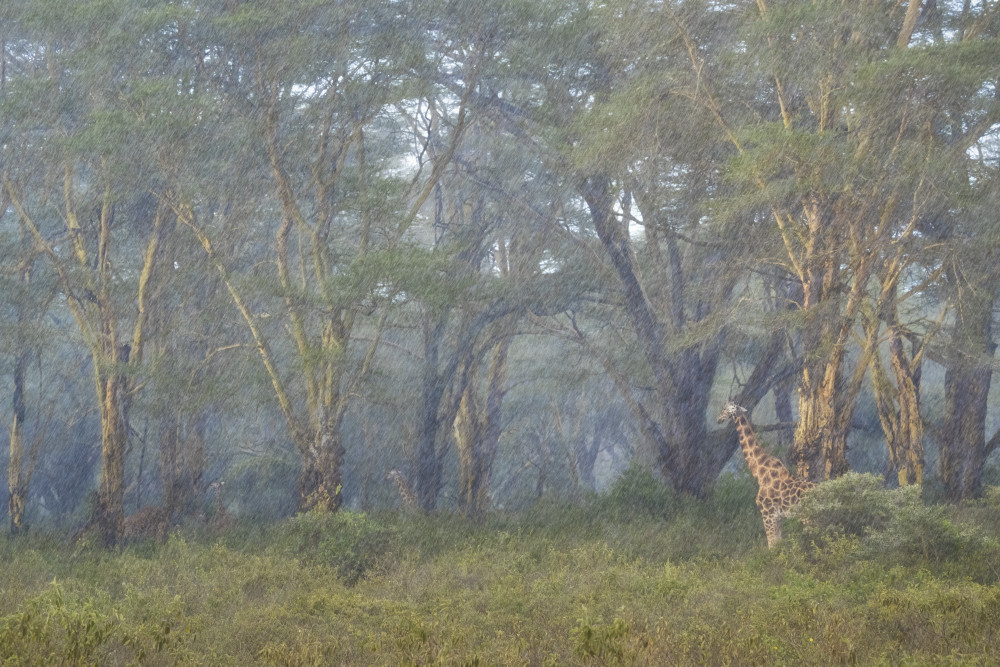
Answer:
[
  {"xmin": 454, "ymin": 376, "xmax": 481, "ymax": 517},
  {"xmin": 869, "ymin": 304, "xmax": 925, "ymax": 487},
  {"xmin": 298, "ymin": 415, "xmax": 346, "ymax": 513},
  {"xmin": 455, "ymin": 338, "xmax": 510, "ymax": 522},
  {"xmin": 577, "ymin": 425, "xmax": 603, "ymax": 492},
  {"xmin": 8, "ymin": 350, "xmax": 29, "ymax": 535},
  {"xmin": 95, "ymin": 343, "xmax": 133, "ymax": 546},
  {"xmin": 416, "ymin": 310, "xmax": 449, "ymax": 512},
  {"xmin": 939, "ymin": 286, "xmax": 997, "ymax": 501}
]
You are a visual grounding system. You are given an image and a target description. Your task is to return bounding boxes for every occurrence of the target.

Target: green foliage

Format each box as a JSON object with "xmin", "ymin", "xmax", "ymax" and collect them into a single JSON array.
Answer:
[
  {"xmin": 596, "ymin": 463, "xmax": 685, "ymax": 521},
  {"xmin": 708, "ymin": 472, "xmax": 759, "ymax": 518},
  {"xmin": 789, "ymin": 472, "xmax": 895, "ymax": 540},
  {"xmin": 573, "ymin": 612, "xmax": 637, "ymax": 663},
  {"xmin": 274, "ymin": 510, "xmax": 397, "ymax": 585},
  {"xmin": 4, "ymin": 500, "xmax": 1000, "ymax": 664},
  {"xmin": 0, "ymin": 580, "xmax": 186, "ymax": 665},
  {"xmin": 787, "ymin": 473, "xmax": 1000, "ymax": 577}
]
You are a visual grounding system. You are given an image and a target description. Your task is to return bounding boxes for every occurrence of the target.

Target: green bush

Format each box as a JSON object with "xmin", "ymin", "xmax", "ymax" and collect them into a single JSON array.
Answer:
[
  {"xmin": 0, "ymin": 580, "xmax": 186, "ymax": 665},
  {"xmin": 788, "ymin": 473, "xmax": 893, "ymax": 542},
  {"xmin": 707, "ymin": 473, "xmax": 758, "ymax": 519},
  {"xmin": 274, "ymin": 510, "xmax": 396, "ymax": 585},
  {"xmin": 597, "ymin": 463, "xmax": 684, "ymax": 521},
  {"xmin": 4, "ymin": 494, "xmax": 1000, "ymax": 664},
  {"xmin": 788, "ymin": 473, "xmax": 1000, "ymax": 574}
]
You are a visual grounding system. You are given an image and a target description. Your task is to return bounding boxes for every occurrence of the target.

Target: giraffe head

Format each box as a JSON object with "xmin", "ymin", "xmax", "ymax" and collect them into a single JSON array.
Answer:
[{"xmin": 717, "ymin": 401, "xmax": 747, "ymax": 424}]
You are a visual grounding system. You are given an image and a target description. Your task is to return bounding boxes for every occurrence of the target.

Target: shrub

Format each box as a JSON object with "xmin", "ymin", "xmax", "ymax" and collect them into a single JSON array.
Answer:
[
  {"xmin": 788, "ymin": 473, "xmax": 1000, "ymax": 573},
  {"xmin": 0, "ymin": 581, "xmax": 186, "ymax": 665},
  {"xmin": 597, "ymin": 463, "xmax": 684, "ymax": 521},
  {"xmin": 708, "ymin": 473, "xmax": 758, "ymax": 519},
  {"xmin": 275, "ymin": 510, "xmax": 396, "ymax": 585},
  {"xmin": 788, "ymin": 473, "xmax": 893, "ymax": 543}
]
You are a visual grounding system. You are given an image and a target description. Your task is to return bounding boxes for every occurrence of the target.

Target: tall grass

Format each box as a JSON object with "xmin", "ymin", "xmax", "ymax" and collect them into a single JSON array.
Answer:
[{"xmin": 2, "ymin": 471, "xmax": 1000, "ymax": 664}]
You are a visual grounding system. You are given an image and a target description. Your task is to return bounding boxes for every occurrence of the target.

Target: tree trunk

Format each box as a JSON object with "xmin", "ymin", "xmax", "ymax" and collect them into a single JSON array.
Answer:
[
  {"xmin": 158, "ymin": 416, "xmax": 180, "ymax": 516},
  {"xmin": 939, "ymin": 288, "xmax": 997, "ymax": 501},
  {"xmin": 793, "ymin": 366, "xmax": 851, "ymax": 481},
  {"xmin": 7, "ymin": 350, "xmax": 29, "ymax": 535},
  {"xmin": 773, "ymin": 376, "xmax": 795, "ymax": 450},
  {"xmin": 454, "ymin": 337, "xmax": 510, "ymax": 522},
  {"xmin": 778, "ymin": 193, "xmax": 879, "ymax": 483},
  {"xmin": 157, "ymin": 412, "xmax": 206, "ymax": 522},
  {"xmin": 577, "ymin": 426, "xmax": 603, "ymax": 492},
  {"xmin": 454, "ymin": 379, "xmax": 482, "ymax": 517},
  {"xmin": 185, "ymin": 412, "xmax": 208, "ymax": 509},
  {"xmin": 298, "ymin": 415, "xmax": 345, "ymax": 513},
  {"xmin": 95, "ymin": 343, "xmax": 133, "ymax": 546},
  {"xmin": 870, "ymin": 308, "xmax": 925, "ymax": 487},
  {"xmin": 416, "ymin": 310, "xmax": 449, "ymax": 511},
  {"xmin": 659, "ymin": 350, "xmax": 719, "ymax": 497}
]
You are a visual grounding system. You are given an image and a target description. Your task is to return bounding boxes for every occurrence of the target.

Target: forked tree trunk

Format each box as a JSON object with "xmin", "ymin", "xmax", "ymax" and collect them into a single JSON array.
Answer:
[
  {"xmin": 870, "ymin": 311, "xmax": 925, "ymax": 487},
  {"xmin": 298, "ymin": 416, "xmax": 346, "ymax": 513},
  {"xmin": 582, "ymin": 176, "xmax": 730, "ymax": 498},
  {"xmin": 793, "ymin": 361, "xmax": 853, "ymax": 481},
  {"xmin": 454, "ymin": 337, "xmax": 509, "ymax": 522},
  {"xmin": 659, "ymin": 350, "xmax": 720, "ymax": 497}
]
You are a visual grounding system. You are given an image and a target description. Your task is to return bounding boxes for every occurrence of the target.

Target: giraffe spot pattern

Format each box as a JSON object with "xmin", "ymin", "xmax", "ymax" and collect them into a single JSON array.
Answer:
[{"xmin": 724, "ymin": 403, "xmax": 815, "ymax": 548}]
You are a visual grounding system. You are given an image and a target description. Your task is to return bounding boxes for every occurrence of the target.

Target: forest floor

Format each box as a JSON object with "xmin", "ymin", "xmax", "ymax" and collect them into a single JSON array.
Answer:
[{"xmin": 3, "ymin": 471, "xmax": 1000, "ymax": 665}]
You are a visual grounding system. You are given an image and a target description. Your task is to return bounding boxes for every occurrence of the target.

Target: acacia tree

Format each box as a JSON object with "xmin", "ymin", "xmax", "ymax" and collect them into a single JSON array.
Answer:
[
  {"xmin": 168, "ymin": 0, "xmax": 480, "ymax": 512},
  {"xmin": 395, "ymin": 11, "xmax": 557, "ymax": 512},
  {"xmin": 0, "ymin": 1, "xmax": 187, "ymax": 543},
  {"xmin": 496, "ymin": 0, "xmax": 793, "ymax": 497},
  {"xmin": 913, "ymin": 3, "xmax": 1000, "ymax": 501},
  {"xmin": 662, "ymin": 0, "xmax": 1000, "ymax": 482}
]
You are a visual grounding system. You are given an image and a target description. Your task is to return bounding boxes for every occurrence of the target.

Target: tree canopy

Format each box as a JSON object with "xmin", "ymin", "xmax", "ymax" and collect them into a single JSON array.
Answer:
[{"xmin": 2, "ymin": 0, "xmax": 999, "ymax": 539}]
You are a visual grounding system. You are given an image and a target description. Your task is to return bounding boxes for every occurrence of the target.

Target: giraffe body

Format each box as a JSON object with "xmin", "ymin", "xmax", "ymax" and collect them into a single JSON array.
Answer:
[
  {"xmin": 718, "ymin": 402, "xmax": 814, "ymax": 547},
  {"xmin": 386, "ymin": 469, "xmax": 418, "ymax": 509}
]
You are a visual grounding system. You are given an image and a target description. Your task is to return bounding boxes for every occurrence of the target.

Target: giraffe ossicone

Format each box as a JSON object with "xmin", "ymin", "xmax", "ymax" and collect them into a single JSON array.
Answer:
[{"xmin": 718, "ymin": 401, "xmax": 814, "ymax": 548}]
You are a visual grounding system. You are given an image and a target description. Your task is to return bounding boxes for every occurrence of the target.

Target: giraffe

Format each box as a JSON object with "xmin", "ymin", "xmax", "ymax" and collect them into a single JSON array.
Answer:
[
  {"xmin": 208, "ymin": 480, "xmax": 234, "ymax": 531},
  {"xmin": 717, "ymin": 401, "xmax": 815, "ymax": 547},
  {"xmin": 386, "ymin": 469, "xmax": 418, "ymax": 510}
]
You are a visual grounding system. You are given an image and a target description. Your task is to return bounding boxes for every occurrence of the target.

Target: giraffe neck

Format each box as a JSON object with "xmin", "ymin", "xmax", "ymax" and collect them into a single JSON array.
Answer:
[
  {"xmin": 392, "ymin": 472, "xmax": 415, "ymax": 505},
  {"xmin": 734, "ymin": 415, "xmax": 770, "ymax": 483}
]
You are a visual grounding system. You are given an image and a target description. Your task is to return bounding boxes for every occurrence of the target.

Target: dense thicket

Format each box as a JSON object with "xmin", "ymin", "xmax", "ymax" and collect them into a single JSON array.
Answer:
[{"xmin": 1, "ymin": 0, "xmax": 998, "ymax": 540}]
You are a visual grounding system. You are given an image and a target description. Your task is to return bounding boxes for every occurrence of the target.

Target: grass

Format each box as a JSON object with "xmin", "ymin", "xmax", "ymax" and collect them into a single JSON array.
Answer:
[{"xmin": 2, "ymin": 472, "xmax": 1000, "ymax": 665}]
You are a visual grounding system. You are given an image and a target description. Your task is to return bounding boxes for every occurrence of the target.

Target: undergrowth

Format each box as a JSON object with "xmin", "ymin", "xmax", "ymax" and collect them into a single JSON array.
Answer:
[{"xmin": 2, "ymin": 470, "xmax": 1000, "ymax": 664}]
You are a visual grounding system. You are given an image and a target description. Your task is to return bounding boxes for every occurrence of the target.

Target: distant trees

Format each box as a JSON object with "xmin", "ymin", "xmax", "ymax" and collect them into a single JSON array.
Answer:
[{"xmin": 0, "ymin": 0, "xmax": 998, "ymax": 539}]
